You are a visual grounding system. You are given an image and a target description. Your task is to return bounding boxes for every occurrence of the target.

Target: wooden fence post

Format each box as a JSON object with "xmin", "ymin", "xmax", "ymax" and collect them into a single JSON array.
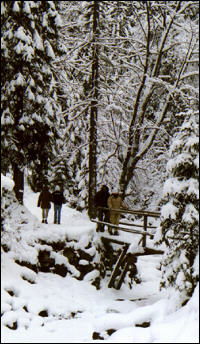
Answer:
[{"xmin": 142, "ymin": 215, "xmax": 147, "ymax": 247}]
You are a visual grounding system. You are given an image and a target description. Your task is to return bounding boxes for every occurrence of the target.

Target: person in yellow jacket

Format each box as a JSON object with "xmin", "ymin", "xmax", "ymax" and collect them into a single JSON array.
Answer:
[{"xmin": 107, "ymin": 188, "xmax": 127, "ymax": 235}]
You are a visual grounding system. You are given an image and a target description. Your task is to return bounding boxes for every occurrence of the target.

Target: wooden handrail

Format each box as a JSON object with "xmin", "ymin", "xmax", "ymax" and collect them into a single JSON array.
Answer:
[
  {"xmin": 97, "ymin": 206, "xmax": 161, "ymax": 217},
  {"xmin": 94, "ymin": 207, "xmax": 160, "ymax": 248},
  {"xmin": 119, "ymin": 221, "xmax": 157, "ymax": 229},
  {"xmin": 91, "ymin": 219, "xmax": 153, "ymax": 237},
  {"xmin": 93, "ymin": 206, "xmax": 163, "ymax": 289}
]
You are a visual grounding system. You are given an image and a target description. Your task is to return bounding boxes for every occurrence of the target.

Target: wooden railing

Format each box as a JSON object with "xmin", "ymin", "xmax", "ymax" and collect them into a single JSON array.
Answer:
[
  {"xmin": 94, "ymin": 207, "xmax": 161, "ymax": 247},
  {"xmin": 92, "ymin": 207, "xmax": 162, "ymax": 289}
]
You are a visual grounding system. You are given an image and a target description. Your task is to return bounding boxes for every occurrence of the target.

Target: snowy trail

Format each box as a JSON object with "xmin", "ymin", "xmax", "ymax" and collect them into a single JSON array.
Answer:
[
  {"xmin": 23, "ymin": 185, "xmax": 97, "ymax": 239},
  {"xmin": 23, "ymin": 185, "xmax": 152, "ymax": 249}
]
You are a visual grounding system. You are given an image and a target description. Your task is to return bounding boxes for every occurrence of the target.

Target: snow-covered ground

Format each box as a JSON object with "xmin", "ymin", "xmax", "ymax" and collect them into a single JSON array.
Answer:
[{"xmin": 1, "ymin": 175, "xmax": 199, "ymax": 343}]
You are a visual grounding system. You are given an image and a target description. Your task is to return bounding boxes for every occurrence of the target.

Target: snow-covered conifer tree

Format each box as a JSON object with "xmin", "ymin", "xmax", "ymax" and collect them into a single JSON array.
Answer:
[
  {"xmin": 157, "ymin": 110, "xmax": 199, "ymax": 302},
  {"xmin": 1, "ymin": 1, "xmax": 65, "ymax": 202}
]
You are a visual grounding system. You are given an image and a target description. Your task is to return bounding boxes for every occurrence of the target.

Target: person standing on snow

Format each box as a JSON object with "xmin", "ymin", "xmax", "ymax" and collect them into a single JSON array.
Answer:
[
  {"xmin": 94, "ymin": 185, "xmax": 110, "ymax": 232},
  {"xmin": 37, "ymin": 185, "xmax": 52, "ymax": 224},
  {"xmin": 51, "ymin": 185, "xmax": 65, "ymax": 224},
  {"xmin": 107, "ymin": 188, "xmax": 127, "ymax": 235}
]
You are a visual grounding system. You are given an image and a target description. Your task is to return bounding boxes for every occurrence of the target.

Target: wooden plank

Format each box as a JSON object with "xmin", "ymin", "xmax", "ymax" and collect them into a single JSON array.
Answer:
[
  {"xmin": 101, "ymin": 236, "xmax": 128, "ymax": 246},
  {"xmin": 128, "ymin": 247, "xmax": 164, "ymax": 256},
  {"xmin": 108, "ymin": 244, "xmax": 129, "ymax": 288},
  {"xmin": 119, "ymin": 222, "xmax": 157, "ymax": 229},
  {"xmin": 91, "ymin": 219, "xmax": 153, "ymax": 237},
  {"xmin": 115, "ymin": 261, "xmax": 130, "ymax": 290},
  {"xmin": 144, "ymin": 247, "xmax": 164, "ymax": 255}
]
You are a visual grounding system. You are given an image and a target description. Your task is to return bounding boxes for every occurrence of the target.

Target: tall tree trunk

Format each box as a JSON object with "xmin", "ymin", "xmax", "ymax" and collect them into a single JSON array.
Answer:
[
  {"xmin": 13, "ymin": 163, "xmax": 24, "ymax": 204},
  {"xmin": 88, "ymin": 1, "xmax": 99, "ymax": 219}
]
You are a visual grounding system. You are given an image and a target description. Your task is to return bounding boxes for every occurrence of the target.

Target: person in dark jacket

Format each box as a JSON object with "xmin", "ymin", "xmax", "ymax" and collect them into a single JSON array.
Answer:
[
  {"xmin": 94, "ymin": 185, "xmax": 110, "ymax": 232},
  {"xmin": 51, "ymin": 185, "xmax": 65, "ymax": 224},
  {"xmin": 37, "ymin": 186, "xmax": 52, "ymax": 224}
]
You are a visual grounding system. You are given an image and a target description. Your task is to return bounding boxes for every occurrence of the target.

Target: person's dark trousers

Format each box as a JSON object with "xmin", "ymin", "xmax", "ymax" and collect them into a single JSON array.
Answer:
[
  {"xmin": 54, "ymin": 204, "xmax": 62, "ymax": 224},
  {"xmin": 96, "ymin": 208, "xmax": 104, "ymax": 232},
  {"xmin": 103, "ymin": 210, "xmax": 110, "ymax": 223}
]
